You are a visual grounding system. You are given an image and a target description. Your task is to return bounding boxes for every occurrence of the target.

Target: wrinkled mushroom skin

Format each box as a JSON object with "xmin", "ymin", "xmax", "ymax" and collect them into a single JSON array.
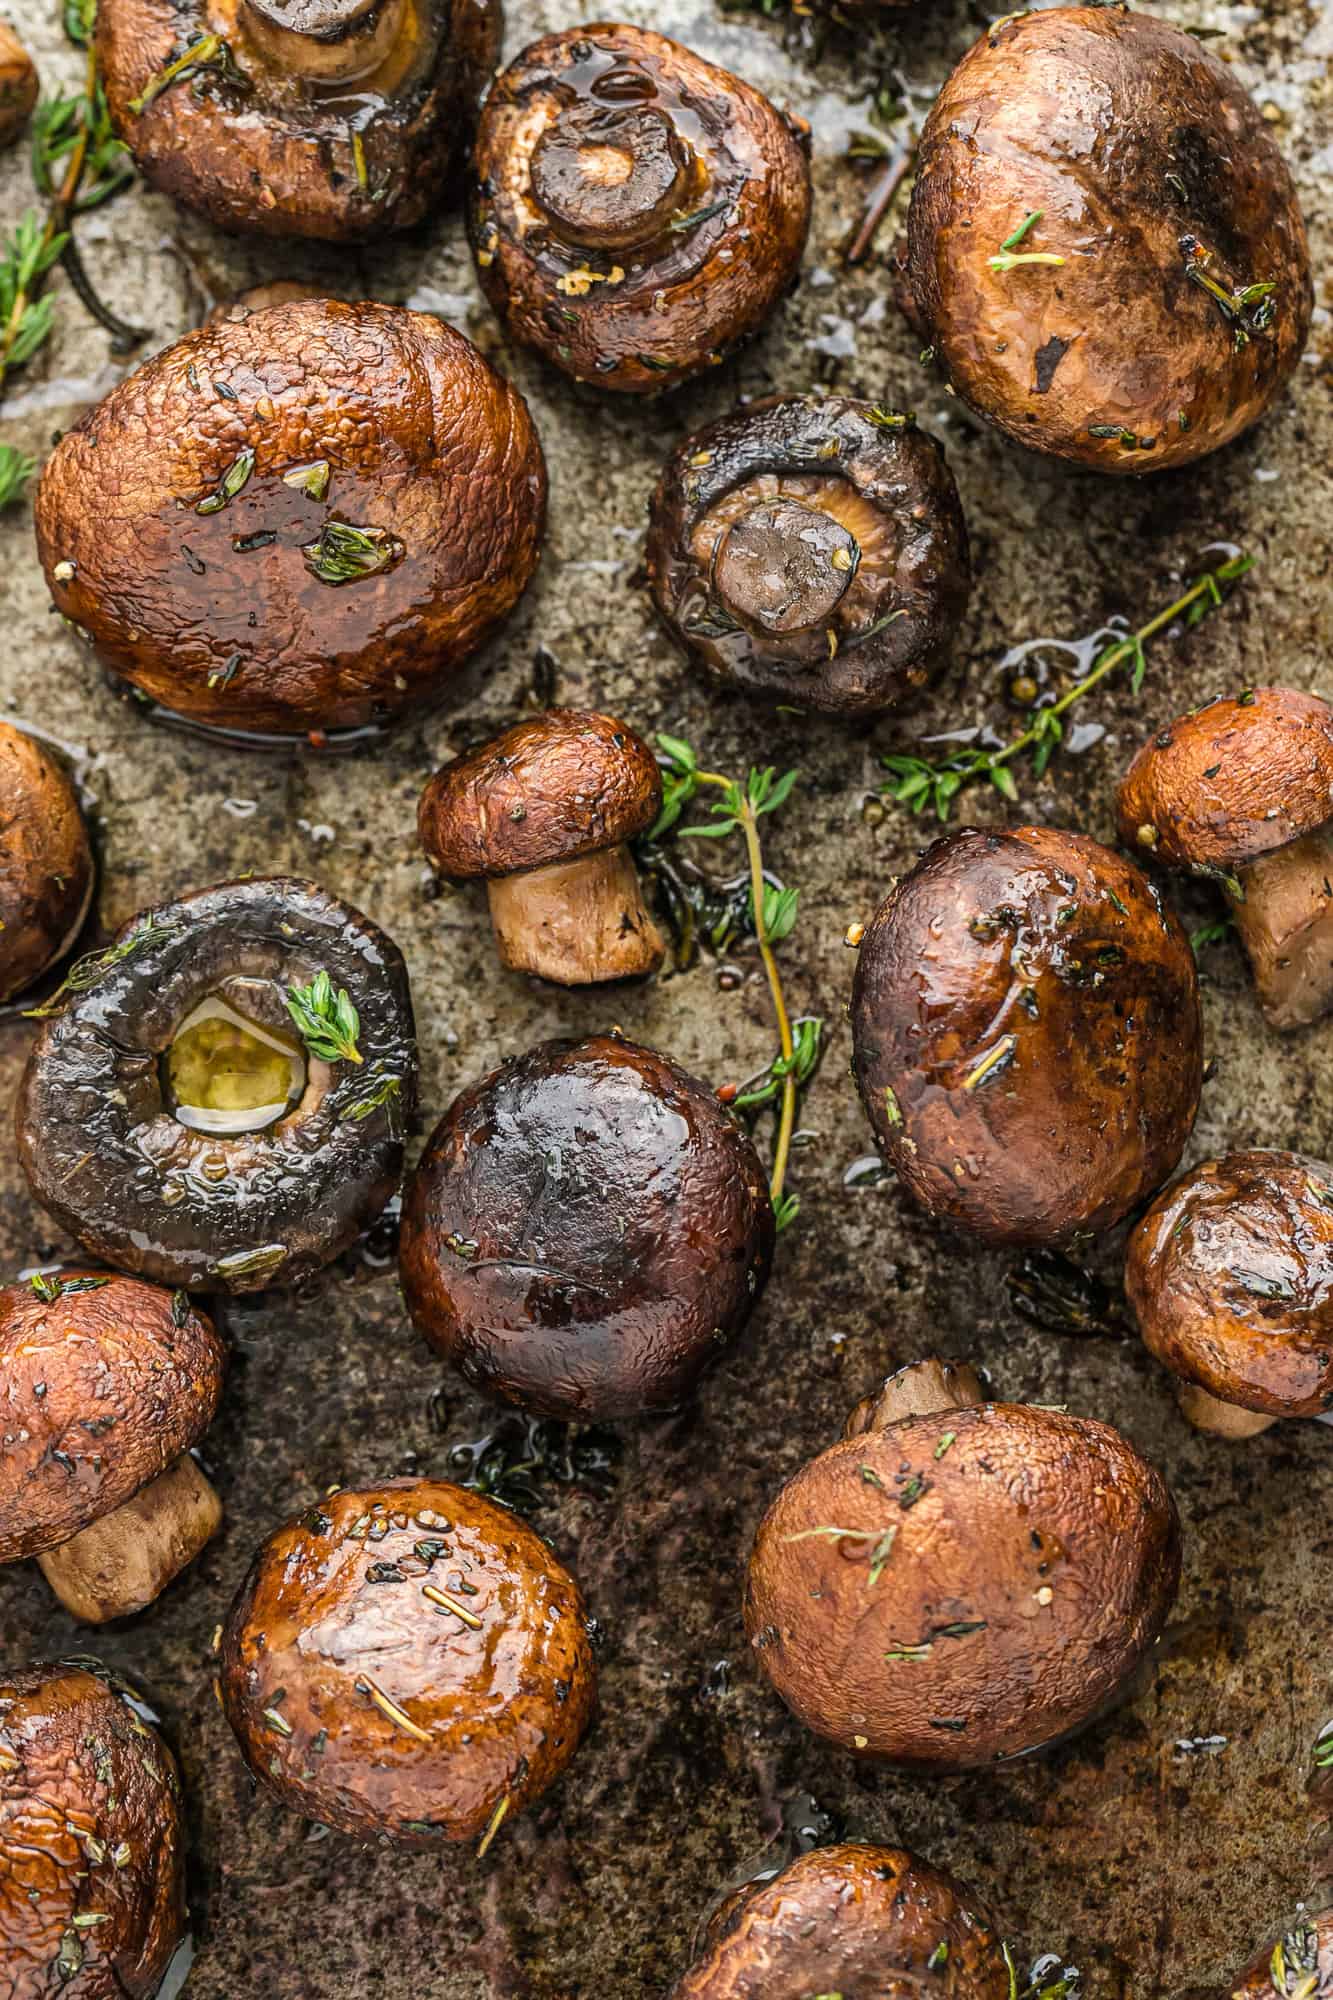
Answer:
[
  {"xmin": 469, "ymin": 25, "xmax": 812, "ymax": 393},
  {"xmin": 850, "ymin": 826, "xmax": 1202, "ymax": 1246},
  {"xmin": 0, "ymin": 726, "xmax": 94, "ymax": 1006},
  {"xmin": 219, "ymin": 1478, "xmax": 595, "ymax": 1843},
  {"xmin": 0, "ymin": 1662, "xmax": 186, "ymax": 1999},
  {"xmin": 0, "ymin": 21, "xmax": 37, "ymax": 149},
  {"xmin": 646, "ymin": 399, "xmax": 970, "ymax": 719},
  {"xmin": 1228, "ymin": 1916, "xmax": 1333, "ymax": 1997},
  {"xmin": 399, "ymin": 1035, "xmax": 775, "ymax": 1420},
  {"xmin": 35, "ymin": 301, "xmax": 546, "ymax": 739},
  {"xmin": 904, "ymin": 8, "xmax": 1312, "ymax": 472}
]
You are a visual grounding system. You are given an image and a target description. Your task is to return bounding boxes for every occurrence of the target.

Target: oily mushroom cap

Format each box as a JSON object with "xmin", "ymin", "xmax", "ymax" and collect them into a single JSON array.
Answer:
[
  {"xmin": 219, "ymin": 1477, "xmax": 596, "ymax": 1844},
  {"xmin": 904, "ymin": 7, "xmax": 1312, "ymax": 472},
  {"xmin": 646, "ymin": 397, "xmax": 970, "ymax": 720},
  {"xmin": 1228, "ymin": 1915, "xmax": 1333, "ymax": 1997},
  {"xmin": 34, "ymin": 299, "xmax": 546, "ymax": 738},
  {"xmin": 16, "ymin": 875, "xmax": 417, "ymax": 1292},
  {"xmin": 0, "ymin": 21, "xmax": 37, "ymax": 148},
  {"xmin": 850, "ymin": 825, "xmax": 1202, "ymax": 1246},
  {"xmin": 469, "ymin": 24, "xmax": 812, "ymax": 394},
  {"xmin": 745, "ymin": 1403, "xmax": 1181, "ymax": 1769},
  {"xmin": 399, "ymin": 1034, "xmax": 775, "ymax": 1420},
  {"xmin": 0, "ymin": 723, "xmax": 94, "ymax": 1005},
  {"xmin": 0, "ymin": 1660, "xmax": 186, "ymax": 1998}
]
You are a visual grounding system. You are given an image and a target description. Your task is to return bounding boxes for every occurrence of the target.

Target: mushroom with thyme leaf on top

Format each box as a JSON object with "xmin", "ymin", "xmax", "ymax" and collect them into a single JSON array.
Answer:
[{"xmin": 0, "ymin": 722, "xmax": 94, "ymax": 1005}]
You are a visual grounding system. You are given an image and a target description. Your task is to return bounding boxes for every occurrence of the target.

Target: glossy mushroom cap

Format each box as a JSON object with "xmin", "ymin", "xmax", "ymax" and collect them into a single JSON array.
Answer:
[
  {"xmin": 35, "ymin": 300, "xmax": 546, "ymax": 740},
  {"xmin": 399, "ymin": 1034, "xmax": 775, "ymax": 1420},
  {"xmin": 850, "ymin": 825, "xmax": 1202, "ymax": 1247},
  {"xmin": 0, "ymin": 1661, "xmax": 187, "ymax": 1997},
  {"xmin": 904, "ymin": 7, "xmax": 1312, "ymax": 472},
  {"xmin": 647, "ymin": 398, "xmax": 970, "ymax": 720},
  {"xmin": 469, "ymin": 24, "xmax": 812, "ymax": 393},
  {"xmin": 219, "ymin": 1477, "xmax": 596, "ymax": 1844},
  {"xmin": 1228, "ymin": 1916, "xmax": 1333, "ymax": 1997},
  {"xmin": 0, "ymin": 724, "xmax": 94, "ymax": 1005}
]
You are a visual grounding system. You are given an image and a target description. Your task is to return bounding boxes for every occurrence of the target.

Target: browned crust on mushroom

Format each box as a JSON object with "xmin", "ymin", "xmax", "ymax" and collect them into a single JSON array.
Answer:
[{"xmin": 0, "ymin": 724, "xmax": 94, "ymax": 1005}]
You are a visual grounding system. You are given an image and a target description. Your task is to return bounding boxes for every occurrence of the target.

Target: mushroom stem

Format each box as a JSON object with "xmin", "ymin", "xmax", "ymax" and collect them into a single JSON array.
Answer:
[
  {"xmin": 843, "ymin": 1356, "xmax": 987, "ymax": 1436},
  {"xmin": 37, "ymin": 1454, "xmax": 223, "ymax": 1623},
  {"xmin": 1230, "ymin": 827, "xmax": 1333, "ymax": 1030},
  {"xmin": 486, "ymin": 845, "xmax": 665, "ymax": 986},
  {"xmin": 529, "ymin": 103, "xmax": 695, "ymax": 250},
  {"xmin": 240, "ymin": 0, "xmax": 408, "ymax": 85},
  {"xmin": 1173, "ymin": 1378, "xmax": 1278, "ymax": 1440},
  {"xmin": 714, "ymin": 499, "xmax": 858, "ymax": 636}
]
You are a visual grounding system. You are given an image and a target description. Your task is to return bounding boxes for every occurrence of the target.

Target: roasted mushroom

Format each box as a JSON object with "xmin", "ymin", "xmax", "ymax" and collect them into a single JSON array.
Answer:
[
  {"xmin": 0, "ymin": 19, "xmax": 37, "ymax": 149},
  {"xmin": 219, "ymin": 1476, "xmax": 595, "ymax": 1844},
  {"xmin": 0, "ymin": 1660, "xmax": 187, "ymax": 1995},
  {"xmin": 203, "ymin": 279, "xmax": 328, "ymax": 327},
  {"xmin": 1227, "ymin": 1915, "xmax": 1333, "ymax": 1997},
  {"xmin": 17, "ymin": 876, "xmax": 417, "ymax": 1292},
  {"xmin": 469, "ymin": 24, "xmax": 812, "ymax": 393},
  {"xmin": 745, "ymin": 1357, "xmax": 1181, "ymax": 1768},
  {"xmin": 0, "ymin": 722, "xmax": 94, "ymax": 1005},
  {"xmin": 1117, "ymin": 687, "xmax": 1333, "ymax": 1030},
  {"xmin": 399, "ymin": 1034, "xmax": 775, "ymax": 1420},
  {"xmin": 647, "ymin": 398, "xmax": 970, "ymax": 720},
  {"xmin": 903, "ymin": 6, "xmax": 1312, "ymax": 472},
  {"xmin": 418, "ymin": 709, "xmax": 665, "ymax": 984},
  {"xmin": 849, "ymin": 825, "xmax": 1202, "ymax": 1246},
  {"xmin": 99, "ymin": 0, "xmax": 498, "ymax": 239},
  {"xmin": 35, "ymin": 299, "xmax": 546, "ymax": 740}
]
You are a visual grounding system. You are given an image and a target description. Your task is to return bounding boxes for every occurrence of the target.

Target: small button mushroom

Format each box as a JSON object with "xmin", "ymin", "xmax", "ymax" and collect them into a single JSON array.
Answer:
[
  {"xmin": 0, "ymin": 1271, "xmax": 224, "ymax": 1621},
  {"xmin": 218, "ymin": 1477, "xmax": 596, "ymax": 1844},
  {"xmin": 1116, "ymin": 687, "xmax": 1333, "ymax": 1030},
  {"xmin": 744, "ymin": 1356, "xmax": 1181, "ymax": 1767},
  {"xmin": 399, "ymin": 1034, "xmax": 775, "ymax": 1420},
  {"xmin": 849, "ymin": 824, "xmax": 1203, "ymax": 1246},
  {"xmin": 34, "ymin": 299, "xmax": 546, "ymax": 740},
  {"xmin": 469, "ymin": 25, "xmax": 812, "ymax": 393},
  {"xmin": 418, "ymin": 709, "xmax": 665, "ymax": 985},
  {"xmin": 903, "ymin": 6, "xmax": 1312, "ymax": 472},
  {"xmin": 0, "ymin": 722, "xmax": 94, "ymax": 1005},
  {"xmin": 16, "ymin": 876, "xmax": 417, "ymax": 1292},
  {"xmin": 0, "ymin": 21, "xmax": 37, "ymax": 149},
  {"xmin": 1227, "ymin": 1915, "xmax": 1333, "ymax": 1997},
  {"xmin": 646, "ymin": 398, "xmax": 970, "ymax": 720},
  {"xmin": 0, "ymin": 1660, "xmax": 187, "ymax": 1994}
]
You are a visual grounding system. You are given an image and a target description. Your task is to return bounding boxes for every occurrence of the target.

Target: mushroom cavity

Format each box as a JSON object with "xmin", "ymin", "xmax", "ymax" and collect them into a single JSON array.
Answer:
[
  {"xmin": 469, "ymin": 25, "xmax": 812, "ymax": 393},
  {"xmin": 0, "ymin": 723, "xmax": 95, "ymax": 1005}
]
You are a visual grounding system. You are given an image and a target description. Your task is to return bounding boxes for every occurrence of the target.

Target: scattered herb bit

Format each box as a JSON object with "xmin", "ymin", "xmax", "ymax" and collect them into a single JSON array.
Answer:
[
  {"xmin": 447, "ymin": 1412, "xmax": 621, "ymax": 1517},
  {"xmin": 934, "ymin": 1432, "xmax": 956, "ymax": 1460},
  {"xmin": 127, "ymin": 33, "xmax": 248, "ymax": 116},
  {"xmin": 23, "ymin": 913, "xmax": 173, "ymax": 1018},
  {"xmin": 356, "ymin": 1675, "xmax": 431, "ymax": 1744},
  {"xmin": 344, "ymin": 1072, "xmax": 403, "ymax": 1128},
  {"xmin": 195, "ymin": 446, "xmax": 254, "ymax": 514},
  {"xmin": 0, "ymin": 445, "xmax": 35, "ymax": 509},
  {"xmin": 301, "ymin": 518, "xmax": 404, "ymax": 586},
  {"xmin": 670, "ymin": 197, "xmax": 730, "ymax": 232},
  {"xmin": 208, "ymin": 1244, "xmax": 287, "ymax": 1281},
  {"xmin": 476, "ymin": 1794, "xmax": 509, "ymax": 1859},
  {"xmin": 867, "ymin": 407, "xmax": 913, "ymax": 429},
  {"xmin": 29, "ymin": 1272, "xmax": 63, "ymax": 1302},
  {"xmin": 281, "ymin": 459, "xmax": 331, "ymax": 501},
  {"xmin": 1191, "ymin": 915, "xmax": 1235, "ymax": 956},
  {"xmin": 1184, "ymin": 252, "xmax": 1277, "ymax": 348},
  {"xmin": 999, "ymin": 209, "xmax": 1043, "ymax": 251},
  {"xmin": 207, "ymin": 651, "xmax": 242, "ymax": 691},
  {"xmin": 1007, "ymin": 1250, "xmax": 1127, "ymax": 1340},
  {"xmin": 285, "ymin": 970, "xmax": 363, "ymax": 1065}
]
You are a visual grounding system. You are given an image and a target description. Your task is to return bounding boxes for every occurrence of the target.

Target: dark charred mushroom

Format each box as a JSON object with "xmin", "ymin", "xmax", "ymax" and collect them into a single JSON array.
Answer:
[
  {"xmin": 849, "ymin": 824, "xmax": 1202, "ymax": 1246},
  {"xmin": 1227, "ymin": 1915, "xmax": 1333, "ymax": 1998},
  {"xmin": 469, "ymin": 24, "xmax": 812, "ymax": 394},
  {"xmin": 744, "ymin": 1356, "xmax": 1181, "ymax": 1768},
  {"xmin": 646, "ymin": 397, "xmax": 970, "ymax": 720},
  {"xmin": 1117, "ymin": 687, "xmax": 1333, "ymax": 1030},
  {"xmin": 16, "ymin": 876, "xmax": 417, "ymax": 1292},
  {"xmin": 35, "ymin": 299, "xmax": 546, "ymax": 740},
  {"xmin": 0, "ymin": 722, "xmax": 94, "ymax": 1004},
  {"xmin": 418, "ymin": 709, "xmax": 665, "ymax": 984},
  {"xmin": 0, "ymin": 21, "xmax": 37, "ymax": 148},
  {"xmin": 219, "ymin": 1476, "xmax": 595, "ymax": 1844},
  {"xmin": 903, "ymin": 6, "xmax": 1312, "ymax": 472},
  {"xmin": 399, "ymin": 1034, "xmax": 774, "ymax": 1420}
]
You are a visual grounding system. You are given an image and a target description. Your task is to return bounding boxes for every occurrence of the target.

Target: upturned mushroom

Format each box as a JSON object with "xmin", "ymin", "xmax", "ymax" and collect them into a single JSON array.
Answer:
[
  {"xmin": 745, "ymin": 1357, "xmax": 1181, "ymax": 1768},
  {"xmin": 1117, "ymin": 687, "xmax": 1333, "ymax": 1030},
  {"xmin": 0, "ymin": 21, "xmax": 37, "ymax": 149},
  {"xmin": 469, "ymin": 24, "xmax": 812, "ymax": 393},
  {"xmin": 647, "ymin": 398, "xmax": 970, "ymax": 720},
  {"xmin": 418, "ymin": 709, "xmax": 665, "ymax": 984},
  {"xmin": 849, "ymin": 824, "xmax": 1202, "ymax": 1246},
  {"xmin": 219, "ymin": 1476, "xmax": 596, "ymax": 1844},
  {"xmin": 0, "ymin": 721, "xmax": 94, "ymax": 1004},
  {"xmin": 399, "ymin": 1034, "xmax": 775, "ymax": 1420},
  {"xmin": 35, "ymin": 299, "xmax": 546, "ymax": 741}
]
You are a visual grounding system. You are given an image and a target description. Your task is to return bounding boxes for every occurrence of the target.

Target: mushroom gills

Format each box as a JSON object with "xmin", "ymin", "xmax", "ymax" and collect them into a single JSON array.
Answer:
[
  {"xmin": 486, "ymin": 846, "xmax": 665, "ymax": 985},
  {"xmin": 164, "ymin": 988, "xmax": 306, "ymax": 1134},
  {"xmin": 1232, "ymin": 828, "xmax": 1333, "ymax": 1029},
  {"xmin": 37, "ymin": 1453, "xmax": 223, "ymax": 1623}
]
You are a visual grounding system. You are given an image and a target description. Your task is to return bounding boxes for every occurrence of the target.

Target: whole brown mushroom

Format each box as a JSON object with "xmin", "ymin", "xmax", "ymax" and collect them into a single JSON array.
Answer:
[
  {"xmin": 0, "ymin": 19, "xmax": 37, "ymax": 148},
  {"xmin": 0, "ymin": 722, "xmax": 94, "ymax": 1004},
  {"xmin": 418, "ymin": 709, "xmax": 665, "ymax": 984}
]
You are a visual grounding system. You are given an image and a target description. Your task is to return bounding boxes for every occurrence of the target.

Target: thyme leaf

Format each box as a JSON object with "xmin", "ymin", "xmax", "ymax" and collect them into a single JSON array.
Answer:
[
  {"xmin": 285, "ymin": 970, "xmax": 363, "ymax": 1065},
  {"xmin": 0, "ymin": 445, "xmax": 35, "ymax": 510},
  {"xmin": 301, "ymin": 519, "xmax": 404, "ymax": 586},
  {"xmin": 127, "ymin": 33, "xmax": 249, "ymax": 116}
]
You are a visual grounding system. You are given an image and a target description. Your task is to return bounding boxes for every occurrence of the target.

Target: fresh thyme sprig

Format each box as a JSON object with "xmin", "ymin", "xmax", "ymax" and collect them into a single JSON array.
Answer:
[
  {"xmin": 302, "ymin": 520, "xmax": 404, "ymax": 585},
  {"xmin": 286, "ymin": 971, "xmax": 363, "ymax": 1065},
  {"xmin": 989, "ymin": 210, "xmax": 1064, "ymax": 274},
  {"xmin": 0, "ymin": 444, "xmax": 35, "ymax": 510},
  {"xmin": 126, "ymin": 32, "xmax": 248, "ymax": 116}
]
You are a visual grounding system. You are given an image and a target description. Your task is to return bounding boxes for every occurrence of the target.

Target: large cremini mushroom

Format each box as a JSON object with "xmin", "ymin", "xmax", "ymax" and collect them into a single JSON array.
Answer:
[
  {"xmin": 418, "ymin": 709, "xmax": 666, "ymax": 984},
  {"xmin": 399, "ymin": 1034, "xmax": 775, "ymax": 1420},
  {"xmin": 17, "ymin": 876, "xmax": 417, "ymax": 1292},
  {"xmin": 745, "ymin": 1357, "xmax": 1181, "ymax": 1768},
  {"xmin": 219, "ymin": 1476, "xmax": 596, "ymax": 1844},
  {"xmin": 903, "ymin": 6, "xmax": 1312, "ymax": 472},
  {"xmin": 0, "ymin": 722, "xmax": 94, "ymax": 1005},
  {"xmin": 469, "ymin": 24, "xmax": 812, "ymax": 394},
  {"xmin": 1117, "ymin": 687, "xmax": 1333, "ymax": 1030},
  {"xmin": 35, "ymin": 299, "xmax": 546, "ymax": 741},
  {"xmin": 646, "ymin": 397, "xmax": 970, "ymax": 720},
  {"xmin": 849, "ymin": 824, "xmax": 1202, "ymax": 1246}
]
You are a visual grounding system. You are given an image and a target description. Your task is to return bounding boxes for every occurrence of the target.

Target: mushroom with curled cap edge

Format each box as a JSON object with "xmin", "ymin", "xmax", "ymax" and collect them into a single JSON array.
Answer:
[
  {"xmin": 647, "ymin": 398, "xmax": 971, "ymax": 721},
  {"xmin": 744, "ymin": 1356, "xmax": 1181, "ymax": 1768},
  {"xmin": 468, "ymin": 24, "xmax": 812, "ymax": 394},
  {"xmin": 0, "ymin": 722, "xmax": 95, "ymax": 1005},
  {"xmin": 35, "ymin": 299, "xmax": 546, "ymax": 742},
  {"xmin": 903, "ymin": 7, "xmax": 1312, "ymax": 473},
  {"xmin": 1117, "ymin": 687, "xmax": 1333, "ymax": 1031},
  {"xmin": 418, "ymin": 709, "xmax": 666, "ymax": 985},
  {"xmin": 16, "ymin": 875, "xmax": 417, "ymax": 1293},
  {"xmin": 219, "ymin": 1476, "xmax": 596, "ymax": 1844},
  {"xmin": 849, "ymin": 824, "xmax": 1202, "ymax": 1247},
  {"xmin": 1226, "ymin": 1914, "xmax": 1333, "ymax": 1998},
  {"xmin": 0, "ymin": 1659, "xmax": 187, "ymax": 1996},
  {"xmin": 399, "ymin": 1033, "xmax": 775, "ymax": 1421}
]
